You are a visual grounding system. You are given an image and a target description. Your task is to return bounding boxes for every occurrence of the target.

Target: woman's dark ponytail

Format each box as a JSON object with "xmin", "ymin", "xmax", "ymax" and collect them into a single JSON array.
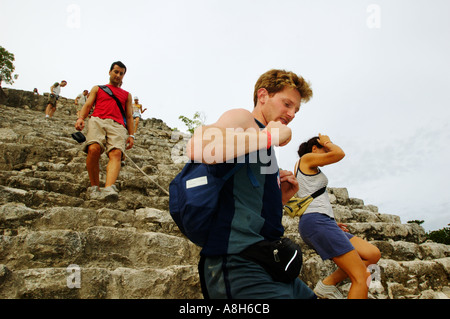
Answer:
[
  {"xmin": 297, "ymin": 136, "xmax": 322, "ymax": 157},
  {"xmin": 297, "ymin": 142, "xmax": 309, "ymax": 157}
]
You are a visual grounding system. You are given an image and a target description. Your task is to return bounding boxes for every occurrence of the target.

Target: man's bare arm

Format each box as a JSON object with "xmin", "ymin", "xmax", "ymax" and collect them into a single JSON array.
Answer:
[
  {"xmin": 186, "ymin": 109, "xmax": 291, "ymax": 164},
  {"xmin": 75, "ymin": 86, "xmax": 98, "ymax": 131}
]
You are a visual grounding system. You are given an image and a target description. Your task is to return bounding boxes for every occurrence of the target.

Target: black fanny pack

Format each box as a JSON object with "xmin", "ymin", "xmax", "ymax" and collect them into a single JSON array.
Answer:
[{"xmin": 239, "ymin": 237, "xmax": 303, "ymax": 283}]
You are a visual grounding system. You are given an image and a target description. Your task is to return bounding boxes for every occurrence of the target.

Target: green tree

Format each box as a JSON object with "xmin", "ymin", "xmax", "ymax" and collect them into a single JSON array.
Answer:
[
  {"xmin": 407, "ymin": 220, "xmax": 425, "ymax": 225},
  {"xmin": 178, "ymin": 111, "xmax": 206, "ymax": 134},
  {"xmin": 427, "ymin": 224, "xmax": 450, "ymax": 245},
  {"xmin": 0, "ymin": 46, "xmax": 16, "ymax": 85},
  {"xmin": 408, "ymin": 220, "xmax": 450, "ymax": 245}
]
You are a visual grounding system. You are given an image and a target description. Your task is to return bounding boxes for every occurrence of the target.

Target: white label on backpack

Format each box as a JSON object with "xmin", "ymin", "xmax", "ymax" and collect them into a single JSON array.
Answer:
[{"xmin": 186, "ymin": 176, "xmax": 208, "ymax": 189}]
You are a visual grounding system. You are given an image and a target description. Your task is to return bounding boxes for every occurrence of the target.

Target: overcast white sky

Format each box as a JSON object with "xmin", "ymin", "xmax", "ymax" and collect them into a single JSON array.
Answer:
[{"xmin": 1, "ymin": 0, "xmax": 449, "ymax": 231}]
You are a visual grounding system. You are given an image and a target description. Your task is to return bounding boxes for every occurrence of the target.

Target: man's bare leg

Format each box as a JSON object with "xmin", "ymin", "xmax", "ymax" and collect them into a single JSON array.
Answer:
[
  {"xmin": 105, "ymin": 148, "xmax": 122, "ymax": 187},
  {"xmin": 86, "ymin": 143, "xmax": 101, "ymax": 187}
]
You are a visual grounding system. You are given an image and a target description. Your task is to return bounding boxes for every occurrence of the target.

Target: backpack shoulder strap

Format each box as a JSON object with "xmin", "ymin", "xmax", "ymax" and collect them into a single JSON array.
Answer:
[
  {"xmin": 294, "ymin": 160, "xmax": 300, "ymax": 177},
  {"xmin": 221, "ymin": 161, "xmax": 260, "ymax": 188},
  {"xmin": 222, "ymin": 162, "xmax": 245, "ymax": 181}
]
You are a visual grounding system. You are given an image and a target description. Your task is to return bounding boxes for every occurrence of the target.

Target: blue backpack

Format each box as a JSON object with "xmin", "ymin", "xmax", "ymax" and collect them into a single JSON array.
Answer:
[{"xmin": 169, "ymin": 159, "xmax": 259, "ymax": 247}]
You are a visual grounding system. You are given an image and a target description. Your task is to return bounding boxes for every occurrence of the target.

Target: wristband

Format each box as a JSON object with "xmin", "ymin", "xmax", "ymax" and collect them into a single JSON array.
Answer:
[
  {"xmin": 78, "ymin": 117, "xmax": 84, "ymax": 121},
  {"xmin": 265, "ymin": 130, "xmax": 271, "ymax": 149},
  {"xmin": 129, "ymin": 135, "xmax": 135, "ymax": 139}
]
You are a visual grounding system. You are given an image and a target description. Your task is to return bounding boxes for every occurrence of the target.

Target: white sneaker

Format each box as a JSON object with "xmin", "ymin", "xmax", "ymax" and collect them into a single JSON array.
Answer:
[
  {"xmin": 313, "ymin": 280, "xmax": 344, "ymax": 299},
  {"xmin": 87, "ymin": 186, "xmax": 101, "ymax": 200},
  {"xmin": 100, "ymin": 185, "xmax": 119, "ymax": 201}
]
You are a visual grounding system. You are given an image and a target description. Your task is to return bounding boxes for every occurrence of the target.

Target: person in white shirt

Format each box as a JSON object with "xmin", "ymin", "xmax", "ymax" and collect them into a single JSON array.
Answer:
[
  {"xmin": 295, "ymin": 134, "xmax": 381, "ymax": 299},
  {"xmin": 75, "ymin": 89, "xmax": 89, "ymax": 118},
  {"xmin": 45, "ymin": 80, "xmax": 67, "ymax": 118}
]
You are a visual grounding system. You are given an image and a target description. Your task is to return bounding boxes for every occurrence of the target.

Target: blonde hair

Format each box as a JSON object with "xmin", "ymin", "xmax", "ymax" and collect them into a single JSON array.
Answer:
[{"xmin": 253, "ymin": 69, "xmax": 313, "ymax": 107}]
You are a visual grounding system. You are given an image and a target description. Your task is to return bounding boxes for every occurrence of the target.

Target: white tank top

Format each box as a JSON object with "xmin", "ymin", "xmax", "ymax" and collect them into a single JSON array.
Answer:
[
  {"xmin": 53, "ymin": 84, "xmax": 61, "ymax": 96},
  {"xmin": 295, "ymin": 161, "xmax": 334, "ymax": 218}
]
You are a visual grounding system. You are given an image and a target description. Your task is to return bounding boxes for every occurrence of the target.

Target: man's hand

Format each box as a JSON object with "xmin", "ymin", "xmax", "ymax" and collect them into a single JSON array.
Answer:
[
  {"xmin": 337, "ymin": 223, "xmax": 349, "ymax": 232},
  {"xmin": 75, "ymin": 118, "xmax": 85, "ymax": 131},
  {"xmin": 280, "ymin": 170, "xmax": 299, "ymax": 205},
  {"xmin": 126, "ymin": 136, "xmax": 134, "ymax": 150},
  {"xmin": 265, "ymin": 121, "xmax": 292, "ymax": 147}
]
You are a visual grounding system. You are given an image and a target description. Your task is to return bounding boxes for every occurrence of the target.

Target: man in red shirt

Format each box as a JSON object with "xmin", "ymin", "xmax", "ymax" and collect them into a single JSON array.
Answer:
[{"xmin": 75, "ymin": 61, "xmax": 134, "ymax": 200}]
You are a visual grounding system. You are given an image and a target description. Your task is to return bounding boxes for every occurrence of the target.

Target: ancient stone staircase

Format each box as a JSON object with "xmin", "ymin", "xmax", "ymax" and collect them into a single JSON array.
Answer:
[
  {"xmin": 0, "ymin": 89, "xmax": 449, "ymax": 299},
  {"xmin": 0, "ymin": 97, "xmax": 202, "ymax": 298}
]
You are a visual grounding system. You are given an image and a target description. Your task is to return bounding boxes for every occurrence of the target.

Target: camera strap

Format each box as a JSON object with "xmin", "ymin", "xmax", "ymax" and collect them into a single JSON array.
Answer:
[{"xmin": 98, "ymin": 85, "xmax": 127, "ymax": 126}]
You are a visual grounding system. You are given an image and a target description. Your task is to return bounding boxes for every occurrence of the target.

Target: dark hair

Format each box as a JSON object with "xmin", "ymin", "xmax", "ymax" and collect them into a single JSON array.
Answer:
[
  {"xmin": 110, "ymin": 61, "xmax": 127, "ymax": 73},
  {"xmin": 297, "ymin": 136, "xmax": 323, "ymax": 157}
]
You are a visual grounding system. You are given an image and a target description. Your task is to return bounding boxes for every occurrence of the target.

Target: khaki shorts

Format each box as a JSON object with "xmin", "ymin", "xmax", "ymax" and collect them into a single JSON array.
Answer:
[
  {"xmin": 47, "ymin": 95, "xmax": 58, "ymax": 107},
  {"xmin": 83, "ymin": 116, "xmax": 128, "ymax": 157}
]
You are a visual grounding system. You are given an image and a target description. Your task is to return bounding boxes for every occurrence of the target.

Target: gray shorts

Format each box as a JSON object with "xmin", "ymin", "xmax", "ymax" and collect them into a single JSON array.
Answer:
[{"xmin": 83, "ymin": 116, "xmax": 128, "ymax": 156}]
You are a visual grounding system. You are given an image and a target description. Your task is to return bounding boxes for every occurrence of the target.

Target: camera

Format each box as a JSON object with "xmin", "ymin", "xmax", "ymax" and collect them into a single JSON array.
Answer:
[{"xmin": 71, "ymin": 132, "xmax": 86, "ymax": 143}]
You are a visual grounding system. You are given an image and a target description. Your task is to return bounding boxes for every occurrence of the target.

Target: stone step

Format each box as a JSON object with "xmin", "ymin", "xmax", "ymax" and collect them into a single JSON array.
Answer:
[
  {"xmin": 378, "ymin": 258, "xmax": 450, "ymax": 299},
  {"xmin": 3, "ymin": 202, "xmax": 441, "ymax": 265},
  {"xmin": 0, "ymin": 264, "xmax": 202, "ymax": 299},
  {"xmin": 1, "ymin": 168, "xmax": 169, "ymax": 199},
  {"xmin": 0, "ymin": 226, "xmax": 200, "ymax": 271},
  {"xmin": 0, "ymin": 203, "xmax": 179, "ymax": 235},
  {"xmin": 1, "ymin": 137, "xmax": 176, "ymax": 177},
  {"xmin": 5, "ymin": 173, "xmax": 87, "ymax": 198},
  {"xmin": 371, "ymin": 240, "xmax": 450, "ymax": 261},
  {"xmin": 0, "ymin": 126, "xmax": 176, "ymax": 157},
  {"xmin": 0, "ymin": 142, "xmax": 61, "ymax": 171},
  {"xmin": 332, "ymin": 205, "xmax": 401, "ymax": 224},
  {"xmin": 0, "ymin": 185, "xmax": 85, "ymax": 210},
  {"xmin": 346, "ymin": 222, "xmax": 426, "ymax": 243},
  {"xmin": 282, "ymin": 216, "xmax": 425, "ymax": 244},
  {"xmin": 0, "ymin": 182, "xmax": 170, "ymax": 212}
]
